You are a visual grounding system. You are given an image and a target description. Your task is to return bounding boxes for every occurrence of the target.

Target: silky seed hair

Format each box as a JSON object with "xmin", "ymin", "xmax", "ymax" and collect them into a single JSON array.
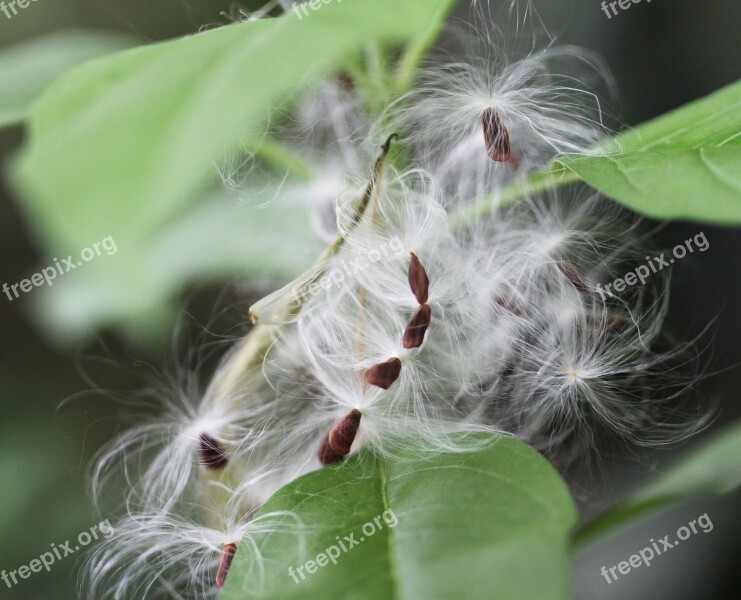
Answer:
[
  {"xmin": 83, "ymin": 488, "xmax": 302, "ymax": 600},
  {"xmin": 386, "ymin": 22, "xmax": 613, "ymax": 203}
]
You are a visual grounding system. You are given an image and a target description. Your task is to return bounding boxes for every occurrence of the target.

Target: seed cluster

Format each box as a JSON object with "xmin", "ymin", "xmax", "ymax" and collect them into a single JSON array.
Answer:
[
  {"xmin": 318, "ymin": 251, "xmax": 435, "ymax": 464},
  {"xmin": 84, "ymin": 6, "xmax": 705, "ymax": 598}
]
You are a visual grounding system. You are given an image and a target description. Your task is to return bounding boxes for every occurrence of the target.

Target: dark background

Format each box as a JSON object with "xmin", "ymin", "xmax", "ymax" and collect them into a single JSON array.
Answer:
[{"xmin": 0, "ymin": 1, "xmax": 739, "ymax": 598}]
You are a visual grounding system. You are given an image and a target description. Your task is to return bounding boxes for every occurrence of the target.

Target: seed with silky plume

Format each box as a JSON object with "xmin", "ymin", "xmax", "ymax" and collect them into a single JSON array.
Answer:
[
  {"xmin": 198, "ymin": 433, "xmax": 229, "ymax": 470},
  {"xmin": 408, "ymin": 253, "xmax": 430, "ymax": 305},
  {"xmin": 482, "ymin": 107, "xmax": 511, "ymax": 162},
  {"xmin": 365, "ymin": 357, "xmax": 402, "ymax": 389},
  {"xmin": 318, "ymin": 435, "xmax": 345, "ymax": 465},
  {"xmin": 216, "ymin": 542, "xmax": 237, "ymax": 588},
  {"xmin": 558, "ymin": 262, "xmax": 589, "ymax": 294},
  {"xmin": 403, "ymin": 304, "xmax": 432, "ymax": 349},
  {"xmin": 329, "ymin": 409, "xmax": 362, "ymax": 455}
]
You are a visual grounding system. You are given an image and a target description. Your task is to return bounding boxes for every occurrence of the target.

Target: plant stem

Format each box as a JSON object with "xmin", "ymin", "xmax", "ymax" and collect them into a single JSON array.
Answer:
[
  {"xmin": 246, "ymin": 136, "xmax": 313, "ymax": 181},
  {"xmin": 393, "ymin": 1, "xmax": 456, "ymax": 96},
  {"xmin": 449, "ymin": 165, "xmax": 580, "ymax": 229}
]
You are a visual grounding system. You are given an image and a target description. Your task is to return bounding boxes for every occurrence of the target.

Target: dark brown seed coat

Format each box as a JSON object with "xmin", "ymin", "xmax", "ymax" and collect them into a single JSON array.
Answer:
[
  {"xmin": 558, "ymin": 263, "xmax": 589, "ymax": 294},
  {"xmin": 216, "ymin": 543, "xmax": 237, "ymax": 588},
  {"xmin": 318, "ymin": 435, "xmax": 345, "ymax": 465},
  {"xmin": 403, "ymin": 304, "xmax": 432, "ymax": 349},
  {"xmin": 482, "ymin": 108, "xmax": 511, "ymax": 162},
  {"xmin": 408, "ymin": 253, "xmax": 430, "ymax": 305},
  {"xmin": 364, "ymin": 357, "xmax": 403, "ymax": 389},
  {"xmin": 329, "ymin": 409, "xmax": 362, "ymax": 455},
  {"xmin": 198, "ymin": 433, "xmax": 229, "ymax": 470}
]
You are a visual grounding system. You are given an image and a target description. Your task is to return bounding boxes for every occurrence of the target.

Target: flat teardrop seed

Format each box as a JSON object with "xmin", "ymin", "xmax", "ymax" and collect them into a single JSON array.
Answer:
[
  {"xmin": 329, "ymin": 409, "xmax": 362, "ymax": 455},
  {"xmin": 482, "ymin": 108, "xmax": 511, "ymax": 162},
  {"xmin": 318, "ymin": 434, "xmax": 345, "ymax": 465},
  {"xmin": 403, "ymin": 304, "xmax": 432, "ymax": 349},
  {"xmin": 216, "ymin": 543, "xmax": 237, "ymax": 588},
  {"xmin": 558, "ymin": 262, "xmax": 589, "ymax": 294},
  {"xmin": 364, "ymin": 357, "xmax": 403, "ymax": 390},
  {"xmin": 198, "ymin": 433, "xmax": 229, "ymax": 470},
  {"xmin": 408, "ymin": 253, "xmax": 430, "ymax": 304}
]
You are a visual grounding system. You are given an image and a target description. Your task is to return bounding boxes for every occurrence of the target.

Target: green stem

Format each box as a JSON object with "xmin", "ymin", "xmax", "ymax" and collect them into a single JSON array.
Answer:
[
  {"xmin": 449, "ymin": 165, "xmax": 580, "ymax": 229},
  {"xmin": 365, "ymin": 43, "xmax": 388, "ymax": 92},
  {"xmin": 393, "ymin": 1, "xmax": 456, "ymax": 96},
  {"xmin": 246, "ymin": 136, "xmax": 313, "ymax": 181}
]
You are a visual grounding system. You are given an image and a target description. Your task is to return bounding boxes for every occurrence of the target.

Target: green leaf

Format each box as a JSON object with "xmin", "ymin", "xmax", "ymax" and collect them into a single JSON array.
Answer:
[
  {"xmin": 27, "ymin": 189, "xmax": 325, "ymax": 345},
  {"xmin": 221, "ymin": 435, "xmax": 577, "ymax": 600},
  {"xmin": 573, "ymin": 420, "xmax": 741, "ymax": 546},
  {"xmin": 11, "ymin": 0, "xmax": 457, "ymax": 268},
  {"xmin": 558, "ymin": 81, "xmax": 741, "ymax": 223},
  {"xmin": 0, "ymin": 30, "xmax": 138, "ymax": 129},
  {"xmin": 9, "ymin": 0, "xmax": 456, "ymax": 341}
]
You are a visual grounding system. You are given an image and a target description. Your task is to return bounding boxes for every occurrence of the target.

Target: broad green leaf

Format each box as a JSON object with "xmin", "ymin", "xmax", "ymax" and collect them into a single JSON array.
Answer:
[
  {"xmin": 27, "ymin": 190, "xmax": 325, "ymax": 345},
  {"xmin": 0, "ymin": 30, "xmax": 138, "ymax": 129},
  {"xmin": 11, "ymin": 0, "xmax": 457, "ymax": 270},
  {"xmin": 559, "ymin": 80, "xmax": 741, "ymax": 223},
  {"xmin": 573, "ymin": 420, "xmax": 741, "ymax": 546},
  {"xmin": 221, "ymin": 435, "xmax": 577, "ymax": 600}
]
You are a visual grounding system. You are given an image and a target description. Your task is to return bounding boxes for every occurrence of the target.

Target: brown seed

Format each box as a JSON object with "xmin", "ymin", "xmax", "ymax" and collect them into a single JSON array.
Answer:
[
  {"xmin": 408, "ymin": 253, "xmax": 430, "ymax": 305},
  {"xmin": 482, "ymin": 108, "xmax": 511, "ymax": 162},
  {"xmin": 216, "ymin": 543, "xmax": 237, "ymax": 588},
  {"xmin": 337, "ymin": 71, "xmax": 355, "ymax": 92},
  {"xmin": 403, "ymin": 304, "xmax": 432, "ymax": 349},
  {"xmin": 198, "ymin": 433, "xmax": 228, "ymax": 470},
  {"xmin": 329, "ymin": 409, "xmax": 362, "ymax": 455},
  {"xmin": 318, "ymin": 434, "xmax": 345, "ymax": 465},
  {"xmin": 364, "ymin": 357, "xmax": 402, "ymax": 389},
  {"xmin": 495, "ymin": 296, "xmax": 523, "ymax": 317},
  {"xmin": 558, "ymin": 263, "xmax": 589, "ymax": 294}
]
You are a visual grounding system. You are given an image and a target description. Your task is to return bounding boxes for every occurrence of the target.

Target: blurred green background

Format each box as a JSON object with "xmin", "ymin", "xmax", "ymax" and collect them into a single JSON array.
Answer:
[{"xmin": 1, "ymin": 1, "xmax": 739, "ymax": 599}]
